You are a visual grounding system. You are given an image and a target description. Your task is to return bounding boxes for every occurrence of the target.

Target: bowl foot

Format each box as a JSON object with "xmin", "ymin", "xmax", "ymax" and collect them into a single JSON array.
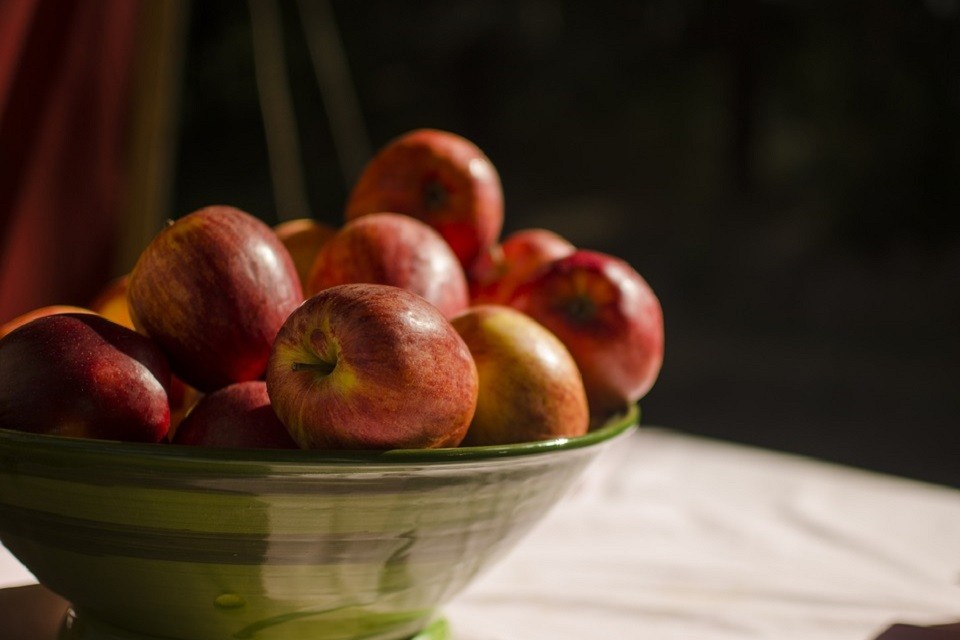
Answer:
[{"xmin": 58, "ymin": 608, "xmax": 452, "ymax": 640}]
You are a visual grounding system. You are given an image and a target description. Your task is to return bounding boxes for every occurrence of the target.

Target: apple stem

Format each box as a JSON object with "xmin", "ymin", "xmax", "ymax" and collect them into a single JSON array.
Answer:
[
  {"xmin": 422, "ymin": 179, "xmax": 448, "ymax": 211},
  {"xmin": 566, "ymin": 295, "xmax": 596, "ymax": 322},
  {"xmin": 291, "ymin": 360, "xmax": 336, "ymax": 375}
]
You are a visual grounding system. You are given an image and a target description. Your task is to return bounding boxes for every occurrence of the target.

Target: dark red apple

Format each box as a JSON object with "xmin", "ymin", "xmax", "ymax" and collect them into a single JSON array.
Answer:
[
  {"xmin": 0, "ymin": 313, "xmax": 171, "ymax": 442},
  {"xmin": 127, "ymin": 205, "xmax": 304, "ymax": 392},
  {"xmin": 266, "ymin": 283, "xmax": 478, "ymax": 450},
  {"xmin": 344, "ymin": 129, "xmax": 503, "ymax": 272},
  {"xmin": 306, "ymin": 212, "xmax": 469, "ymax": 318},
  {"xmin": 0, "ymin": 305, "xmax": 95, "ymax": 339},
  {"xmin": 87, "ymin": 273, "xmax": 201, "ymax": 438},
  {"xmin": 509, "ymin": 250, "xmax": 664, "ymax": 419},
  {"xmin": 172, "ymin": 381, "xmax": 296, "ymax": 449},
  {"xmin": 469, "ymin": 228, "xmax": 576, "ymax": 305}
]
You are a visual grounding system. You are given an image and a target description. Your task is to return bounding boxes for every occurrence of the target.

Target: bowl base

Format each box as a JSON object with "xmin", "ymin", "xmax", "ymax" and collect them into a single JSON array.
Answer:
[{"xmin": 58, "ymin": 608, "xmax": 452, "ymax": 640}]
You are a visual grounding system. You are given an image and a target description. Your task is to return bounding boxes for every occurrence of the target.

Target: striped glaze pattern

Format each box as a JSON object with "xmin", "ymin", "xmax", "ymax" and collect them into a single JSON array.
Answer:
[{"xmin": 0, "ymin": 408, "xmax": 637, "ymax": 640}]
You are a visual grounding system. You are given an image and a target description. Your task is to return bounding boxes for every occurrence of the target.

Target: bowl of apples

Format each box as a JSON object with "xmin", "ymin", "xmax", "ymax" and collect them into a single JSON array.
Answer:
[
  {"xmin": 0, "ymin": 405, "xmax": 637, "ymax": 640},
  {"xmin": 0, "ymin": 130, "xmax": 663, "ymax": 640}
]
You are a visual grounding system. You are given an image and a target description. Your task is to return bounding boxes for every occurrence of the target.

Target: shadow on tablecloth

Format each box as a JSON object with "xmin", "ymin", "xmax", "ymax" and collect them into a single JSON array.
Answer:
[{"xmin": 874, "ymin": 623, "xmax": 960, "ymax": 639}]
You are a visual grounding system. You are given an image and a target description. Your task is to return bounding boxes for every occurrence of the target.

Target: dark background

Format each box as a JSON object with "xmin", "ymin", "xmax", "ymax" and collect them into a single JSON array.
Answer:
[{"xmin": 171, "ymin": 1, "xmax": 960, "ymax": 486}]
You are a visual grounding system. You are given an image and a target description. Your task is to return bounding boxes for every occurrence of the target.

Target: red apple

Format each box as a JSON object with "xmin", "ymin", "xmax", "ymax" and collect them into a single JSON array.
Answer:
[
  {"xmin": 306, "ymin": 212, "xmax": 469, "ymax": 318},
  {"xmin": 273, "ymin": 218, "xmax": 337, "ymax": 289},
  {"xmin": 0, "ymin": 313, "xmax": 171, "ymax": 441},
  {"xmin": 344, "ymin": 129, "xmax": 504, "ymax": 272},
  {"xmin": 127, "ymin": 205, "xmax": 304, "ymax": 392},
  {"xmin": 266, "ymin": 283, "xmax": 479, "ymax": 450},
  {"xmin": 88, "ymin": 274, "xmax": 201, "ymax": 438},
  {"xmin": 89, "ymin": 274, "xmax": 135, "ymax": 329},
  {"xmin": 469, "ymin": 228, "xmax": 576, "ymax": 305},
  {"xmin": 509, "ymin": 250, "xmax": 664, "ymax": 419},
  {"xmin": 172, "ymin": 381, "xmax": 296, "ymax": 449},
  {"xmin": 451, "ymin": 305, "xmax": 589, "ymax": 445},
  {"xmin": 0, "ymin": 305, "xmax": 96, "ymax": 339}
]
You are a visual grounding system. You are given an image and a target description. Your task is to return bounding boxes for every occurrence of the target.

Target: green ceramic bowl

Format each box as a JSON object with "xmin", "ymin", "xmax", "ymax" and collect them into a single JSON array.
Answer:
[{"xmin": 0, "ymin": 407, "xmax": 637, "ymax": 640}]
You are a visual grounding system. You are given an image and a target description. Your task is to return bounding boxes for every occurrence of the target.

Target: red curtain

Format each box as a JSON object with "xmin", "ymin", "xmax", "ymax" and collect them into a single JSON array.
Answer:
[{"xmin": 0, "ymin": 0, "xmax": 143, "ymax": 322}]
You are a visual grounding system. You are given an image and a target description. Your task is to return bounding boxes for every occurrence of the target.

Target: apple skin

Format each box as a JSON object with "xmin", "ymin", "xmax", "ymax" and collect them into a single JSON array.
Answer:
[
  {"xmin": 0, "ymin": 305, "xmax": 95, "ymax": 339},
  {"xmin": 127, "ymin": 205, "xmax": 304, "ymax": 392},
  {"xmin": 469, "ymin": 228, "xmax": 576, "ymax": 305},
  {"xmin": 88, "ymin": 274, "xmax": 199, "ymax": 435},
  {"xmin": 266, "ymin": 283, "xmax": 479, "ymax": 450},
  {"xmin": 273, "ymin": 218, "xmax": 337, "ymax": 289},
  {"xmin": 451, "ymin": 305, "xmax": 589, "ymax": 446},
  {"xmin": 89, "ymin": 274, "xmax": 135, "ymax": 329},
  {"xmin": 508, "ymin": 250, "xmax": 664, "ymax": 419},
  {"xmin": 0, "ymin": 313, "xmax": 171, "ymax": 442},
  {"xmin": 306, "ymin": 212, "xmax": 469, "ymax": 319},
  {"xmin": 172, "ymin": 381, "xmax": 296, "ymax": 449},
  {"xmin": 344, "ymin": 129, "xmax": 504, "ymax": 272}
]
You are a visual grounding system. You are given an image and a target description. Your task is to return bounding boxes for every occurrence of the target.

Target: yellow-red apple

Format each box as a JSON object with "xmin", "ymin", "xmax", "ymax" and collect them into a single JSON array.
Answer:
[
  {"xmin": 469, "ymin": 228, "xmax": 576, "ymax": 305},
  {"xmin": 451, "ymin": 305, "xmax": 588, "ymax": 445},
  {"xmin": 509, "ymin": 250, "xmax": 664, "ymax": 419},
  {"xmin": 89, "ymin": 274, "xmax": 134, "ymax": 329},
  {"xmin": 306, "ymin": 212, "xmax": 469, "ymax": 318},
  {"xmin": 345, "ymin": 129, "xmax": 503, "ymax": 272},
  {"xmin": 273, "ymin": 218, "xmax": 337, "ymax": 289},
  {"xmin": 266, "ymin": 283, "xmax": 478, "ymax": 450},
  {"xmin": 172, "ymin": 381, "xmax": 296, "ymax": 449},
  {"xmin": 127, "ymin": 205, "xmax": 304, "ymax": 392},
  {"xmin": 0, "ymin": 313, "xmax": 171, "ymax": 441},
  {"xmin": 165, "ymin": 378, "xmax": 202, "ymax": 442}
]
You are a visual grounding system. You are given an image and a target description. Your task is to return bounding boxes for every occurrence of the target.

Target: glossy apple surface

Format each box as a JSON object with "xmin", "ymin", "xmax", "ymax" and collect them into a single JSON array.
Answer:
[
  {"xmin": 172, "ymin": 381, "xmax": 296, "ymax": 449},
  {"xmin": 266, "ymin": 283, "xmax": 478, "ymax": 450},
  {"xmin": 88, "ymin": 273, "xmax": 200, "ymax": 438},
  {"xmin": 452, "ymin": 305, "xmax": 588, "ymax": 446},
  {"xmin": 127, "ymin": 205, "xmax": 304, "ymax": 392},
  {"xmin": 345, "ymin": 128, "xmax": 503, "ymax": 271},
  {"xmin": 0, "ymin": 305, "xmax": 95, "ymax": 339},
  {"xmin": 469, "ymin": 228, "xmax": 576, "ymax": 305},
  {"xmin": 0, "ymin": 313, "xmax": 171, "ymax": 441},
  {"xmin": 273, "ymin": 218, "xmax": 337, "ymax": 289},
  {"xmin": 509, "ymin": 250, "xmax": 664, "ymax": 419},
  {"xmin": 306, "ymin": 212, "xmax": 469, "ymax": 318}
]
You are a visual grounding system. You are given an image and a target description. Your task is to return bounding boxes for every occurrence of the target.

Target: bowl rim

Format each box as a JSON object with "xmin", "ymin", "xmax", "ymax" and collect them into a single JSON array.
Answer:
[{"xmin": 0, "ymin": 405, "xmax": 639, "ymax": 466}]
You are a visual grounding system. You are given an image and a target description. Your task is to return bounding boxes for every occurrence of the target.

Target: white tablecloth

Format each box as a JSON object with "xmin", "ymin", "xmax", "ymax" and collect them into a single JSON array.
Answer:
[{"xmin": 3, "ymin": 428, "xmax": 960, "ymax": 639}]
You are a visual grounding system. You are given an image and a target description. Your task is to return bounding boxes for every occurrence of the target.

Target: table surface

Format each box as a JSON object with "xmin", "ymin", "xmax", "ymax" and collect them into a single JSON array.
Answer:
[{"xmin": 2, "ymin": 427, "xmax": 959, "ymax": 639}]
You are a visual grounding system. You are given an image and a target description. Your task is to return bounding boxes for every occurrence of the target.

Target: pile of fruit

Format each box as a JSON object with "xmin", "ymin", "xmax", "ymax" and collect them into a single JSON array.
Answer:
[{"xmin": 0, "ymin": 129, "xmax": 664, "ymax": 450}]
